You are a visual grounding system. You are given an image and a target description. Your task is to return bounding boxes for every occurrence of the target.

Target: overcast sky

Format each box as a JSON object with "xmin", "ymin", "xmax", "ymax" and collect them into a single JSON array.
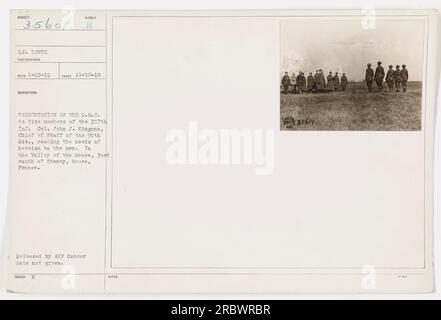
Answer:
[{"xmin": 281, "ymin": 19, "xmax": 425, "ymax": 81}]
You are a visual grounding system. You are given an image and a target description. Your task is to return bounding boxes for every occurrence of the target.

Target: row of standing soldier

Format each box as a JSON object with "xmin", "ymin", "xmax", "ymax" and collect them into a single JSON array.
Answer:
[
  {"xmin": 365, "ymin": 61, "xmax": 409, "ymax": 93},
  {"xmin": 281, "ymin": 69, "xmax": 348, "ymax": 94}
]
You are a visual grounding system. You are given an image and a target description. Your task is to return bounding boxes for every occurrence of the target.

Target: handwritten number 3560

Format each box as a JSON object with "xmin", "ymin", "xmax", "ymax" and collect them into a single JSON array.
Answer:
[{"xmin": 23, "ymin": 18, "xmax": 64, "ymax": 30}]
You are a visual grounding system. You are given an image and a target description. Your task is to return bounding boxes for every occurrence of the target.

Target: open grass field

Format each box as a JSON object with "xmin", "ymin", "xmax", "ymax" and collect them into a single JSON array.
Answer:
[{"xmin": 280, "ymin": 81, "xmax": 422, "ymax": 131}]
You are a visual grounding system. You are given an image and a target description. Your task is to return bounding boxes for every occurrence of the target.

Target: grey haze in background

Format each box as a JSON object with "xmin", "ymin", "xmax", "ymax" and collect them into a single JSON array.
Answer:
[{"xmin": 281, "ymin": 19, "xmax": 425, "ymax": 81}]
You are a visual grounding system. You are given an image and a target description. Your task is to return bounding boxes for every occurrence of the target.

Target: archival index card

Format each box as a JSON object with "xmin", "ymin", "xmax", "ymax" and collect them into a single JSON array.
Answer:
[{"xmin": 7, "ymin": 9, "xmax": 439, "ymax": 293}]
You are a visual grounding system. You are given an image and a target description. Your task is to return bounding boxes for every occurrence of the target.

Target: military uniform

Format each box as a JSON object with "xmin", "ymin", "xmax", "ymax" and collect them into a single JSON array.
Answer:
[
  {"xmin": 385, "ymin": 66, "xmax": 395, "ymax": 92},
  {"xmin": 401, "ymin": 65, "xmax": 409, "ymax": 93},
  {"xmin": 394, "ymin": 66, "xmax": 403, "ymax": 92},
  {"xmin": 374, "ymin": 63, "xmax": 385, "ymax": 91},
  {"xmin": 307, "ymin": 74, "xmax": 315, "ymax": 92},
  {"xmin": 340, "ymin": 74, "xmax": 348, "ymax": 91},
  {"xmin": 281, "ymin": 74, "xmax": 291, "ymax": 94},
  {"xmin": 296, "ymin": 73, "xmax": 306, "ymax": 93},
  {"xmin": 290, "ymin": 74, "xmax": 297, "ymax": 94},
  {"xmin": 314, "ymin": 71, "xmax": 325, "ymax": 92},
  {"xmin": 320, "ymin": 71, "xmax": 327, "ymax": 89},
  {"xmin": 326, "ymin": 73, "xmax": 334, "ymax": 91},
  {"xmin": 333, "ymin": 74, "xmax": 340, "ymax": 90},
  {"xmin": 313, "ymin": 72, "xmax": 320, "ymax": 92},
  {"xmin": 365, "ymin": 65, "xmax": 374, "ymax": 93}
]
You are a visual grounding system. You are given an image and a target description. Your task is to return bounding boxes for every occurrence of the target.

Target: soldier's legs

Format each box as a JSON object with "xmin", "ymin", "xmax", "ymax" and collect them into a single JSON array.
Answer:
[
  {"xmin": 283, "ymin": 85, "xmax": 288, "ymax": 94},
  {"xmin": 376, "ymin": 79, "xmax": 382, "ymax": 91},
  {"xmin": 402, "ymin": 81, "xmax": 407, "ymax": 93},
  {"xmin": 367, "ymin": 80, "xmax": 373, "ymax": 93},
  {"xmin": 395, "ymin": 82, "xmax": 401, "ymax": 92},
  {"xmin": 387, "ymin": 82, "xmax": 393, "ymax": 92}
]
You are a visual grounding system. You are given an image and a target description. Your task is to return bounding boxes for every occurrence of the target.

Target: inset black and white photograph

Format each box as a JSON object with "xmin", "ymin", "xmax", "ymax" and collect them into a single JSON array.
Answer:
[{"xmin": 280, "ymin": 19, "xmax": 425, "ymax": 131}]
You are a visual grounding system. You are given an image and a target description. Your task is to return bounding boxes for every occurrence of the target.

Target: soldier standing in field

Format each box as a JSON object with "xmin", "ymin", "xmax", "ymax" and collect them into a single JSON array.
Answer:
[
  {"xmin": 374, "ymin": 61, "xmax": 385, "ymax": 92},
  {"xmin": 296, "ymin": 72, "xmax": 307, "ymax": 94},
  {"xmin": 394, "ymin": 65, "xmax": 403, "ymax": 92},
  {"xmin": 314, "ymin": 69, "xmax": 324, "ymax": 92},
  {"xmin": 326, "ymin": 71, "xmax": 335, "ymax": 91},
  {"xmin": 307, "ymin": 72, "xmax": 315, "ymax": 92},
  {"xmin": 340, "ymin": 73, "xmax": 348, "ymax": 91},
  {"xmin": 333, "ymin": 72, "xmax": 340, "ymax": 91},
  {"xmin": 290, "ymin": 72, "xmax": 297, "ymax": 94},
  {"xmin": 319, "ymin": 69, "xmax": 327, "ymax": 90},
  {"xmin": 365, "ymin": 63, "xmax": 374, "ymax": 93},
  {"xmin": 281, "ymin": 72, "xmax": 291, "ymax": 94},
  {"xmin": 385, "ymin": 65, "xmax": 395, "ymax": 92},
  {"xmin": 313, "ymin": 70, "xmax": 320, "ymax": 92},
  {"xmin": 401, "ymin": 64, "xmax": 409, "ymax": 93}
]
